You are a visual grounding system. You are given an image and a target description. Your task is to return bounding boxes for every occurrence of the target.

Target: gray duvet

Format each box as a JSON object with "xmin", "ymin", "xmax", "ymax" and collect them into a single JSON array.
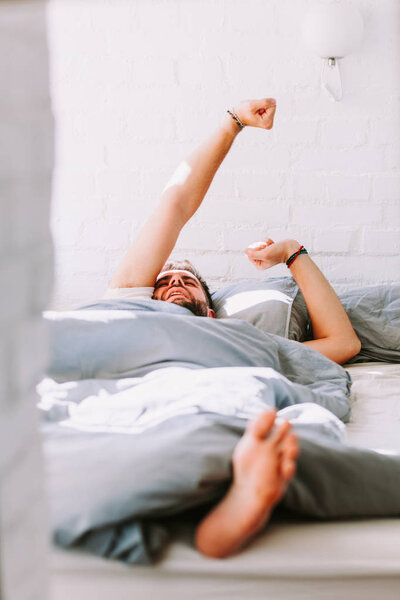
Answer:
[{"xmin": 38, "ymin": 300, "xmax": 400, "ymax": 565}]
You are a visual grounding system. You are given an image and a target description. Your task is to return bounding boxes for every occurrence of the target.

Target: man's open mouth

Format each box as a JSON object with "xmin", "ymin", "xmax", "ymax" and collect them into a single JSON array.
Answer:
[{"xmin": 166, "ymin": 290, "xmax": 189, "ymax": 301}]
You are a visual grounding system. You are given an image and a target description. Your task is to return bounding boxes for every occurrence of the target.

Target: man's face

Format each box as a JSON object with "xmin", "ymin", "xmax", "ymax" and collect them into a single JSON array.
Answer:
[{"xmin": 153, "ymin": 270, "xmax": 215, "ymax": 318}]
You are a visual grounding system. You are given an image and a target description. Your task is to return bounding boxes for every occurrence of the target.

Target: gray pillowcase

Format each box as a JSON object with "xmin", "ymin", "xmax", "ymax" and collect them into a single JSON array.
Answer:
[
  {"xmin": 289, "ymin": 286, "xmax": 311, "ymax": 342},
  {"xmin": 212, "ymin": 277, "xmax": 310, "ymax": 341},
  {"xmin": 212, "ymin": 279, "xmax": 400, "ymax": 363},
  {"xmin": 335, "ymin": 284, "xmax": 400, "ymax": 364}
]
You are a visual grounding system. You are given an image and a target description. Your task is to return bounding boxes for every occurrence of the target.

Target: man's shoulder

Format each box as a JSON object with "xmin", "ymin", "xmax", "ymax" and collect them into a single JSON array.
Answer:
[{"xmin": 102, "ymin": 287, "xmax": 154, "ymax": 300}]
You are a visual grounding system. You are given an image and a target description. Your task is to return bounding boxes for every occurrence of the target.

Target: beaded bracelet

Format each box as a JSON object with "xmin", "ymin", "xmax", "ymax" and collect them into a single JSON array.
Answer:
[
  {"xmin": 286, "ymin": 246, "xmax": 308, "ymax": 268},
  {"xmin": 227, "ymin": 109, "xmax": 245, "ymax": 129}
]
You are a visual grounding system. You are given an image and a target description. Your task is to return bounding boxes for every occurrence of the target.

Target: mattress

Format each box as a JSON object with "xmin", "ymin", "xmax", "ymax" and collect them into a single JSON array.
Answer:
[{"xmin": 50, "ymin": 362, "xmax": 400, "ymax": 600}]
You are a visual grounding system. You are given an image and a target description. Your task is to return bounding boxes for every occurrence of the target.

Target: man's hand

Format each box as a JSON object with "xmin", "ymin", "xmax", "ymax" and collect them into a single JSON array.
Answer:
[
  {"xmin": 244, "ymin": 238, "xmax": 300, "ymax": 270},
  {"xmin": 233, "ymin": 98, "xmax": 277, "ymax": 130}
]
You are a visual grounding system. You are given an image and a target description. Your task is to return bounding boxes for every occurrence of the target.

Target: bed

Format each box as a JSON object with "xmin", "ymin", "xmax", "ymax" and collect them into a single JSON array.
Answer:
[
  {"xmin": 41, "ymin": 282, "xmax": 400, "ymax": 600},
  {"xmin": 47, "ymin": 363, "xmax": 400, "ymax": 600}
]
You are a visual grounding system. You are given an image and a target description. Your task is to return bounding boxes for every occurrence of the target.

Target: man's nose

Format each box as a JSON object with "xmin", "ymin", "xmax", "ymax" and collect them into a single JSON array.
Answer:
[{"xmin": 169, "ymin": 274, "xmax": 184, "ymax": 286}]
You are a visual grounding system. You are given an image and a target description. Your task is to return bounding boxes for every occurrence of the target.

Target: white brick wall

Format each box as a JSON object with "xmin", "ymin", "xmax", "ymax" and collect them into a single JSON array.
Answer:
[
  {"xmin": 47, "ymin": 0, "xmax": 400, "ymax": 310},
  {"xmin": 0, "ymin": 1, "xmax": 52, "ymax": 599}
]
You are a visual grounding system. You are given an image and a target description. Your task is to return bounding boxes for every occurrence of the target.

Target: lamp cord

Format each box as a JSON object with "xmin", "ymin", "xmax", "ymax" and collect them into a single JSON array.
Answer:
[{"xmin": 321, "ymin": 57, "xmax": 343, "ymax": 102}]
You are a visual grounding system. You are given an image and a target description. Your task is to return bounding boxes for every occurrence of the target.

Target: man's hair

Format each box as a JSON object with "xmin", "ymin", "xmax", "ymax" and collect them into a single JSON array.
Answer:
[{"xmin": 158, "ymin": 259, "xmax": 214, "ymax": 310}]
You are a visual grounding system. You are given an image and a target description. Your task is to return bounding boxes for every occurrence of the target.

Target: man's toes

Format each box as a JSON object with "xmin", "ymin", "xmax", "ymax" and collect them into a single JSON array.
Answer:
[
  {"xmin": 282, "ymin": 433, "xmax": 299, "ymax": 459},
  {"xmin": 249, "ymin": 410, "xmax": 276, "ymax": 439},
  {"xmin": 270, "ymin": 419, "xmax": 291, "ymax": 445},
  {"xmin": 279, "ymin": 434, "xmax": 298, "ymax": 481},
  {"xmin": 280, "ymin": 457, "xmax": 297, "ymax": 481}
]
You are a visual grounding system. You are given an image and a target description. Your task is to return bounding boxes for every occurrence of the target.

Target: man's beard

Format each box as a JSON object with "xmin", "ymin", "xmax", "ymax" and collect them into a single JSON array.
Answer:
[{"xmin": 169, "ymin": 297, "xmax": 209, "ymax": 317}]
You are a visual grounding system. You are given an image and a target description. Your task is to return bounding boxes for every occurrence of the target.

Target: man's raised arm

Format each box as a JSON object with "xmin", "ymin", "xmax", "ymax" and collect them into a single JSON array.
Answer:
[
  {"xmin": 245, "ymin": 239, "xmax": 361, "ymax": 365},
  {"xmin": 109, "ymin": 98, "xmax": 277, "ymax": 288}
]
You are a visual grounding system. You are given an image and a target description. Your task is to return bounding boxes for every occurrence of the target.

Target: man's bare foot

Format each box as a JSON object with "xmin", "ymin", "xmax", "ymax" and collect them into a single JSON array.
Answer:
[{"xmin": 195, "ymin": 411, "xmax": 299, "ymax": 558}]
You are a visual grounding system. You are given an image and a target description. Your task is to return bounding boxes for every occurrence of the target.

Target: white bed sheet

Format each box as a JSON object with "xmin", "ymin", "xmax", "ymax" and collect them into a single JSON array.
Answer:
[{"xmin": 50, "ymin": 362, "xmax": 400, "ymax": 600}]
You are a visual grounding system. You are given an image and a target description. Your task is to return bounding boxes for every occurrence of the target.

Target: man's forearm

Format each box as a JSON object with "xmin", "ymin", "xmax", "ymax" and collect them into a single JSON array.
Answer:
[
  {"xmin": 161, "ymin": 115, "xmax": 241, "ymax": 223},
  {"xmin": 284, "ymin": 241, "xmax": 361, "ymax": 363}
]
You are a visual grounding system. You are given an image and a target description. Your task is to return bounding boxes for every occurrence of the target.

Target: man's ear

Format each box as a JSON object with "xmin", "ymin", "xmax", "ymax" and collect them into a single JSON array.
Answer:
[{"xmin": 207, "ymin": 308, "xmax": 216, "ymax": 319}]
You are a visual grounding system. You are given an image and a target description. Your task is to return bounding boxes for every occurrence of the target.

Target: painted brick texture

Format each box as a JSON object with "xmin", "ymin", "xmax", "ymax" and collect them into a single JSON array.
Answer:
[
  {"xmin": 47, "ymin": 0, "xmax": 400, "ymax": 309},
  {"xmin": 0, "ymin": 1, "xmax": 52, "ymax": 599}
]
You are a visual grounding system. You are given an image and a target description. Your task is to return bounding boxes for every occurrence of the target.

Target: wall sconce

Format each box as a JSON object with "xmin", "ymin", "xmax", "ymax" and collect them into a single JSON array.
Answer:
[{"xmin": 302, "ymin": 1, "xmax": 364, "ymax": 101}]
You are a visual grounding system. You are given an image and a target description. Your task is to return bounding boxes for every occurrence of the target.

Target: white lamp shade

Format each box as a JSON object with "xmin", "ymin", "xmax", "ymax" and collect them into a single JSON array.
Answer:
[{"xmin": 302, "ymin": 2, "xmax": 364, "ymax": 58}]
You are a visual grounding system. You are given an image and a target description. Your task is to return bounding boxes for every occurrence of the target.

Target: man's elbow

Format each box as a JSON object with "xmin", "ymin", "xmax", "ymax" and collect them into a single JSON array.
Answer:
[{"xmin": 342, "ymin": 334, "xmax": 361, "ymax": 364}]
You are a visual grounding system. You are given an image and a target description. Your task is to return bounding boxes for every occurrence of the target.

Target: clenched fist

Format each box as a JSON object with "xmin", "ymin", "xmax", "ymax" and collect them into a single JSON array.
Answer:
[
  {"xmin": 244, "ymin": 238, "xmax": 301, "ymax": 270},
  {"xmin": 233, "ymin": 98, "xmax": 277, "ymax": 130}
]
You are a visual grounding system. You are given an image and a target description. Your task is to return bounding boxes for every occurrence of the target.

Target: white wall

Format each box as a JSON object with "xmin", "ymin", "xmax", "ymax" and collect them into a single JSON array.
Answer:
[
  {"xmin": 48, "ymin": 0, "xmax": 400, "ymax": 310},
  {"xmin": 0, "ymin": 1, "xmax": 53, "ymax": 599}
]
